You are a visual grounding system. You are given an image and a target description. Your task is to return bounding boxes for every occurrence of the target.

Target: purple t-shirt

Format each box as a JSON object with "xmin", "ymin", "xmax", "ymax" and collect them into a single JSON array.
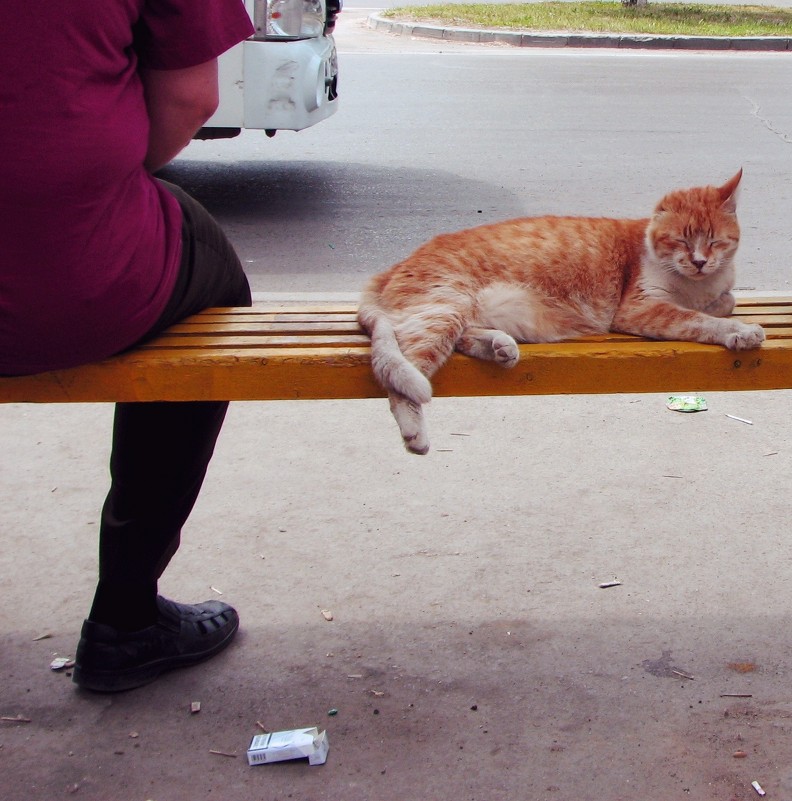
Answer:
[{"xmin": 0, "ymin": 0, "xmax": 253, "ymax": 375}]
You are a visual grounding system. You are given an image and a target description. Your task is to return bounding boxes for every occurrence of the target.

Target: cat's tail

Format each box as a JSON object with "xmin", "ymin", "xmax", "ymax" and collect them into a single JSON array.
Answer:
[{"xmin": 357, "ymin": 305, "xmax": 433, "ymax": 405}]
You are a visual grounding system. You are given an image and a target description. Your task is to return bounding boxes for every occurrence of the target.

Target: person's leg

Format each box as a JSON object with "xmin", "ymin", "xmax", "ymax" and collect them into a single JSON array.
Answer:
[
  {"xmin": 88, "ymin": 181, "xmax": 251, "ymax": 630},
  {"xmin": 88, "ymin": 400, "xmax": 230, "ymax": 630},
  {"xmin": 74, "ymin": 183, "xmax": 251, "ymax": 692}
]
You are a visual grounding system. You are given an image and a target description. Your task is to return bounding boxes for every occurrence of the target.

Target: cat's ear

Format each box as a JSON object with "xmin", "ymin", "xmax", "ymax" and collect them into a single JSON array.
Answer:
[{"xmin": 718, "ymin": 168, "xmax": 742, "ymax": 214}]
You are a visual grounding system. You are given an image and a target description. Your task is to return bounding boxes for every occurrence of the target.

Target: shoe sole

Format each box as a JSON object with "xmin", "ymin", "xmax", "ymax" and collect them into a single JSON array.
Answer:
[{"xmin": 72, "ymin": 616, "xmax": 239, "ymax": 693}]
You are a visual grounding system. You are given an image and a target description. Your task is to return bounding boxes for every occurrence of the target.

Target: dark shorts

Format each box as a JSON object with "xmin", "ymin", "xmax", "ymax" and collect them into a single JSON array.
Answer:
[{"xmin": 141, "ymin": 180, "xmax": 252, "ymax": 341}]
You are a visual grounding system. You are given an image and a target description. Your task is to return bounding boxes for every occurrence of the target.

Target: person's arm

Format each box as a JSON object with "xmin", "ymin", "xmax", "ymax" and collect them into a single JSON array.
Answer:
[{"xmin": 138, "ymin": 59, "xmax": 219, "ymax": 173}]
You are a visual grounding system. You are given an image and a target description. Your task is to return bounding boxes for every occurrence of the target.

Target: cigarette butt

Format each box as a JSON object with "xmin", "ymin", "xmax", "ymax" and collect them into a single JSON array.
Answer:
[
  {"xmin": 598, "ymin": 580, "xmax": 622, "ymax": 589},
  {"xmin": 726, "ymin": 414, "xmax": 753, "ymax": 425},
  {"xmin": 209, "ymin": 749, "xmax": 237, "ymax": 758},
  {"xmin": 752, "ymin": 780, "xmax": 766, "ymax": 796},
  {"xmin": 190, "ymin": 701, "xmax": 201, "ymax": 714},
  {"xmin": 321, "ymin": 609, "xmax": 334, "ymax": 621},
  {"xmin": 210, "ymin": 586, "xmax": 223, "ymax": 595}
]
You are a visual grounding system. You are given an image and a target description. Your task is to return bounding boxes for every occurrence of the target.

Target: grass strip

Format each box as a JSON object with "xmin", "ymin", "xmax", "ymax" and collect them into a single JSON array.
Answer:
[{"xmin": 382, "ymin": 2, "xmax": 792, "ymax": 36}]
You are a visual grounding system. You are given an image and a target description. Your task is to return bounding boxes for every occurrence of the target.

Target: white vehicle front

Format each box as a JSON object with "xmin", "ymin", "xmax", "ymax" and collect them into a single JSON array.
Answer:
[{"xmin": 198, "ymin": 0, "xmax": 340, "ymax": 139}]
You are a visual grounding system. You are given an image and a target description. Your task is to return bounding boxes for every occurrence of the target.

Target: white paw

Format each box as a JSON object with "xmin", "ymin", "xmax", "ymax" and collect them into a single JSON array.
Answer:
[
  {"xmin": 724, "ymin": 324, "xmax": 765, "ymax": 351},
  {"xmin": 404, "ymin": 431, "xmax": 430, "ymax": 455},
  {"xmin": 492, "ymin": 333, "xmax": 519, "ymax": 368},
  {"xmin": 389, "ymin": 395, "xmax": 430, "ymax": 454}
]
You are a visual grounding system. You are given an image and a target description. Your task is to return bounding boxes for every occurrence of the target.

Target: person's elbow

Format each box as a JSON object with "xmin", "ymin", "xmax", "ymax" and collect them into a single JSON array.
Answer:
[
  {"xmin": 141, "ymin": 60, "xmax": 220, "ymax": 128},
  {"xmin": 180, "ymin": 81, "xmax": 220, "ymax": 127},
  {"xmin": 140, "ymin": 61, "xmax": 221, "ymax": 171},
  {"xmin": 166, "ymin": 71, "xmax": 220, "ymax": 128}
]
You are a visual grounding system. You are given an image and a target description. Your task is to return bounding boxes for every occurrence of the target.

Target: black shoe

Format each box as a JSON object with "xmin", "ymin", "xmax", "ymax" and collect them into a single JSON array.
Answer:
[{"xmin": 72, "ymin": 596, "xmax": 239, "ymax": 692}]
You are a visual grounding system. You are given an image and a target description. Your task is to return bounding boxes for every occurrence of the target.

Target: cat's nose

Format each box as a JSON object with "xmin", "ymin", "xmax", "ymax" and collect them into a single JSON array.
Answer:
[{"xmin": 692, "ymin": 258, "xmax": 707, "ymax": 271}]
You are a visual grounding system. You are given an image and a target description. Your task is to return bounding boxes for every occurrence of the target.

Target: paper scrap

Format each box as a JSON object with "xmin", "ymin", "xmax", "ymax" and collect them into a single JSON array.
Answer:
[{"xmin": 667, "ymin": 395, "xmax": 708, "ymax": 413}]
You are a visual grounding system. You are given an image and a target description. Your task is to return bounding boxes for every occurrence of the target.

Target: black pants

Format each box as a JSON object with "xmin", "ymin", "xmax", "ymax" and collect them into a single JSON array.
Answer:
[{"xmin": 90, "ymin": 181, "xmax": 251, "ymax": 630}]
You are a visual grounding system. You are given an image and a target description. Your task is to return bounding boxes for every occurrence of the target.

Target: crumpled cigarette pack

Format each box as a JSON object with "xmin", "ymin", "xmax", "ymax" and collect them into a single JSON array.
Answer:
[{"xmin": 247, "ymin": 727, "xmax": 329, "ymax": 766}]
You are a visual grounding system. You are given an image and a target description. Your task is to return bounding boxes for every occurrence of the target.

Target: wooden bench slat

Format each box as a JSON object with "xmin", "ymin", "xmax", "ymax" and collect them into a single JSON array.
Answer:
[
  {"xmin": 734, "ymin": 297, "xmax": 792, "ymax": 307},
  {"xmin": 178, "ymin": 308, "xmax": 358, "ymax": 322},
  {"xmin": 141, "ymin": 334, "xmax": 372, "ymax": 349},
  {"xmin": 2, "ymin": 298, "xmax": 790, "ymax": 404},
  {"xmin": 733, "ymin": 313, "xmax": 792, "ymax": 325},
  {"xmin": 169, "ymin": 312, "xmax": 360, "ymax": 326},
  {"xmin": 734, "ymin": 306, "xmax": 792, "ymax": 315},
  {"xmin": 145, "ymin": 328, "xmax": 792, "ymax": 348},
  {"xmin": 0, "ymin": 339, "xmax": 775, "ymax": 403},
  {"xmin": 164, "ymin": 321, "xmax": 362, "ymax": 336}
]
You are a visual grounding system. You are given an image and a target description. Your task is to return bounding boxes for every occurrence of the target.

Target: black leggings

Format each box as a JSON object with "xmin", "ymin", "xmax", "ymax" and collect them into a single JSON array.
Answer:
[{"xmin": 90, "ymin": 181, "xmax": 251, "ymax": 630}]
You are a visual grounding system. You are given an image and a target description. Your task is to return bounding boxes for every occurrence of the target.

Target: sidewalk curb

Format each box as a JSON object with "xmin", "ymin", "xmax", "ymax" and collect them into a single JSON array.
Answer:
[{"xmin": 367, "ymin": 12, "xmax": 792, "ymax": 50}]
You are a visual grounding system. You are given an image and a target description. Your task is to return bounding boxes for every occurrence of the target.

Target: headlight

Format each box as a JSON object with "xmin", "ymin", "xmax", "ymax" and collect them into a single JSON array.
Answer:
[{"xmin": 254, "ymin": 0, "xmax": 326, "ymax": 40}]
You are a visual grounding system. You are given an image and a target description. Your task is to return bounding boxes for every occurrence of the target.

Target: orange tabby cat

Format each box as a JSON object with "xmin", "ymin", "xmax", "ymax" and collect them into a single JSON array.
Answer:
[{"xmin": 358, "ymin": 170, "xmax": 765, "ymax": 454}]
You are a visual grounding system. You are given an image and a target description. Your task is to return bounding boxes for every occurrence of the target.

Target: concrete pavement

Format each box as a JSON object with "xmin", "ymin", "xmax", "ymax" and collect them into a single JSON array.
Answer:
[{"xmin": 5, "ymin": 382, "xmax": 792, "ymax": 799}]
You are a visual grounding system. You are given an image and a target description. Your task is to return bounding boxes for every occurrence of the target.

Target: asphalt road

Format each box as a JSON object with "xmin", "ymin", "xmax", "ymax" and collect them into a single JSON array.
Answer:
[{"xmin": 159, "ymin": 8, "xmax": 792, "ymax": 295}]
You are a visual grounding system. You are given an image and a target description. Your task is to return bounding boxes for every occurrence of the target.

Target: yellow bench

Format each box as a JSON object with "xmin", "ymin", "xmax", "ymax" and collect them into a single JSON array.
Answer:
[{"xmin": 0, "ymin": 297, "xmax": 786, "ymax": 404}]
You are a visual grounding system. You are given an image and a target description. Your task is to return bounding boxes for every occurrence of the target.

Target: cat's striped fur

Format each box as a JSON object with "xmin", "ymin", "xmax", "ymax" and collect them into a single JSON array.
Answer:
[{"xmin": 358, "ymin": 171, "xmax": 764, "ymax": 454}]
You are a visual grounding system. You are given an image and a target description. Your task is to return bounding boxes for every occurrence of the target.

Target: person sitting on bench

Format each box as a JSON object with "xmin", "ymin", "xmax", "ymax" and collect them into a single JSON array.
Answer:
[{"xmin": 0, "ymin": 0, "xmax": 254, "ymax": 692}]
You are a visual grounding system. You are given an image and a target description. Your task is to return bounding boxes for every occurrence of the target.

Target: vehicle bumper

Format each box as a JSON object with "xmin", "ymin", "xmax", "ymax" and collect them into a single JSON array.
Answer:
[{"xmin": 206, "ymin": 36, "xmax": 338, "ymax": 133}]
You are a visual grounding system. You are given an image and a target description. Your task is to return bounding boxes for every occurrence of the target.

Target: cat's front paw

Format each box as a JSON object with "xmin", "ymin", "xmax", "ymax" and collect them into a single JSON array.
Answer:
[
  {"xmin": 724, "ymin": 323, "xmax": 765, "ymax": 351},
  {"xmin": 492, "ymin": 333, "xmax": 519, "ymax": 368},
  {"xmin": 705, "ymin": 291, "xmax": 736, "ymax": 318}
]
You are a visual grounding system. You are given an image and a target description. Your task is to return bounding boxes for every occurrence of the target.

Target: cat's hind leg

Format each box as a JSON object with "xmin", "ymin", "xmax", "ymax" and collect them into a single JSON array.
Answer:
[
  {"xmin": 388, "ymin": 391, "xmax": 429, "ymax": 455},
  {"xmin": 456, "ymin": 327, "xmax": 520, "ymax": 368},
  {"xmin": 389, "ymin": 304, "xmax": 470, "ymax": 454}
]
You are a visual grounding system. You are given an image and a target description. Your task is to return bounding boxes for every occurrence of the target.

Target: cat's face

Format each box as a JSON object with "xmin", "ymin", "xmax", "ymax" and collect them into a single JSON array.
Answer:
[{"xmin": 646, "ymin": 171, "xmax": 742, "ymax": 281}]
